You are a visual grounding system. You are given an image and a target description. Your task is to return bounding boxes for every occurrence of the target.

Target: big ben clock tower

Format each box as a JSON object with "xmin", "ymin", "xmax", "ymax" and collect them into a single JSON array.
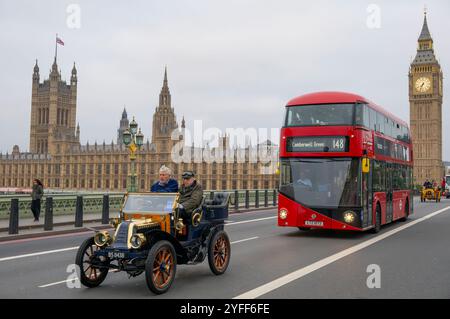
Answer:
[{"xmin": 409, "ymin": 11, "xmax": 444, "ymax": 184}]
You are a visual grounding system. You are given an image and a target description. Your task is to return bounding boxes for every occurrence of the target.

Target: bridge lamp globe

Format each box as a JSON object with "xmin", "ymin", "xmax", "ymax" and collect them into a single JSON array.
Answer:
[
  {"xmin": 136, "ymin": 129, "xmax": 144, "ymax": 148},
  {"xmin": 130, "ymin": 117, "xmax": 138, "ymax": 135},
  {"xmin": 122, "ymin": 129, "xmax": 132, "ymax": 146}
]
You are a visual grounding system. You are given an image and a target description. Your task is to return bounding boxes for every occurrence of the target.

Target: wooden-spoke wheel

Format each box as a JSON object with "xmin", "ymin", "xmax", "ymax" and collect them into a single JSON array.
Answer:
[
  {"xmin": 208, "ymin": 230, "xmax": 231, "ymax": 275},
  {"xmin": 145, "ymin": 240, "xmax": 177, "ymax": 294},
  {"xmin": 75, "ymin": 237, "xmax": 109, "ymax": 288}
]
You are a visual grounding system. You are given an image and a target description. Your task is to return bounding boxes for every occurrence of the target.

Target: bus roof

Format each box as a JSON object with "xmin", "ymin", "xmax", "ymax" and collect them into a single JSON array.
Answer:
[{"xmin": 286, "ymin": 91, "xmax": 408, "ymax": 127}]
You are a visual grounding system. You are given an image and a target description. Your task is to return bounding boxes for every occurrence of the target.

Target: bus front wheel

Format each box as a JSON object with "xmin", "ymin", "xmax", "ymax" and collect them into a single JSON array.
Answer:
[{"xmin": 371, "ymin": 205, "xmax": 381, "ymax": 234}]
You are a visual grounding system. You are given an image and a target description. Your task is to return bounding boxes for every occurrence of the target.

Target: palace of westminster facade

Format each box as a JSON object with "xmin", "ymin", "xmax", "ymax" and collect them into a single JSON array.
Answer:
[{"xmin": 0, "ymin": 57, "xmax": 278, "ymax": 192}]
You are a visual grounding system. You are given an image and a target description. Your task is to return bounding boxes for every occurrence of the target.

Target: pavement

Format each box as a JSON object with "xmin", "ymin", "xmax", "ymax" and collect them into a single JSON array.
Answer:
[{"xmin": 0, "ymin": 198, "xmax": 450, "ymax": 298}]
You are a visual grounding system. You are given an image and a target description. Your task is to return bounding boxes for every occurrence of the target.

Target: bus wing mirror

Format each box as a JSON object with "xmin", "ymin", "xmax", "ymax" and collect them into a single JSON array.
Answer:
[{"xmin": 362, "ymin": 158, "xmax": 370, "ymax": 173}]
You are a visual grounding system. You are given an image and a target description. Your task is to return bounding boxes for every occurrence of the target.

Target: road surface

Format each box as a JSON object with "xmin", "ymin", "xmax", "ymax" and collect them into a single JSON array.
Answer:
[{"xmin": 1, "ymin": 197, "xmax": 449, "ymax": 298}]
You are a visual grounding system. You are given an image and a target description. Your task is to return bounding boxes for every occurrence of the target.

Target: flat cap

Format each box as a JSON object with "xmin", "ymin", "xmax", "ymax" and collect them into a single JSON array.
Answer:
[{"xmin": 181, "ymin": 171, "xmax": 195, "ymax": 179}]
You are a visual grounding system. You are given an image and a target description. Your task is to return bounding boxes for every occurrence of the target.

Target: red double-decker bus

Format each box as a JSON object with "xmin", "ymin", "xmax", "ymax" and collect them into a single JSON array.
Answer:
[{"xmin": 278, "ymin": 92, "xmax": 413, "ymax": 232}]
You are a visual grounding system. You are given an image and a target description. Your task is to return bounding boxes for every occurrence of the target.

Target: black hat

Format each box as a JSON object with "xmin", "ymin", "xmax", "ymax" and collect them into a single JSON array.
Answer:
[{"xmin": 182, "ymin": 171, "xmax": 195, "ymax": 179}]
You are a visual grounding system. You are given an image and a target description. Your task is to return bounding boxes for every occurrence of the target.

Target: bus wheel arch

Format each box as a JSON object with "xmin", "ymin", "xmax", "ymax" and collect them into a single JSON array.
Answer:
[
  {"xmin": 371, "ymin": 202, "xmax": 381, "ymax": 233},
  {"xmin": 399, "ymin": 198, "xmax": 409, "ymax": 222}
]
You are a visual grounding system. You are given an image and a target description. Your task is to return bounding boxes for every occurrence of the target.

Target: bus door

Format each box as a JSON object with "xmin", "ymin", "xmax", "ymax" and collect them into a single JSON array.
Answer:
[
  {"xmin": 362, "ymin": 159, "xmax": 372, "ymax": 228},
  {"xmin": 386, "ymin": 163, "xmax": 393, "ymax": 223}
]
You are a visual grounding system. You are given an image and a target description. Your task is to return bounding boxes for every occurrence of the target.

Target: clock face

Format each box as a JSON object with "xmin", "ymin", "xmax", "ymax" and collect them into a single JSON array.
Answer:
[{"xmin": 415, "ymin": 77, "xmax": 432, "ymax": 93}]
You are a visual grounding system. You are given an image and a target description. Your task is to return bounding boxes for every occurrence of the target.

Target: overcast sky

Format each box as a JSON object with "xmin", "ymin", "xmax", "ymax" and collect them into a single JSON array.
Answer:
[{"xmin": 0, "ymin": 0, "xmax": 449, "ymax": 158}]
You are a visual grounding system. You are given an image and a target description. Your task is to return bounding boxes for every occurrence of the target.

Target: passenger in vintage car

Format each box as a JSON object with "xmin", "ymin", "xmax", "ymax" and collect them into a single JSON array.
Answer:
[{"xmin": 150, "ymin": 165, "xmax": 179, "ymax": 192}]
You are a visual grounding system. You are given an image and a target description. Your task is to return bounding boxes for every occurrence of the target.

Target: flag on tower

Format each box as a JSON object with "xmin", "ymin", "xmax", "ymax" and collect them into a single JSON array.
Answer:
[{"xmin": 56, "ymin": 37, "xmax": 65, "ymax": 46}]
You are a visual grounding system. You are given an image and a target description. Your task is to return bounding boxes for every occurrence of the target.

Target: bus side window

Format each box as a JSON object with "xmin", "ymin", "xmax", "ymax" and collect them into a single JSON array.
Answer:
[
  {"xmin": 369, "ymin": 108, "xmax": 376, "ymax": 131},
  {"xmin": 363, "ymin": 105, "xmax": 370, "ymax": 128},
  {"xmin": 377, "ymin": 112, "xmax": 385, "ymax": 134}
]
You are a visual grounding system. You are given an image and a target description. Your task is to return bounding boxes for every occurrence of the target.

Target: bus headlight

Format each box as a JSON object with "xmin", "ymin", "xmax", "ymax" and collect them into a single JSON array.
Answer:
[
  {"xmin": 94, "ymin": 231, "xmax": 111, "ymax": 247},
  {"xmin": 130, "ymin": 233, "xmax": 147, "ymax": 249},
  {"xmin": 343, "ymin": 211, "xmax": 356, "ymax": 224},
  {"xmin": 279, "ymin": 209, "xmax": 288, "ymax": 220}
]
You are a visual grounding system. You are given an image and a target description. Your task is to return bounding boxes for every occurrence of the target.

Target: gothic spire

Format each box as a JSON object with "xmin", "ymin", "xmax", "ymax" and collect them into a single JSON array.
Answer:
[
  {"xmin": 419, "ymin": 10, "xmax": 432, "ymax": 41},
  {"xmin": 159, "ymin": 66, "xmax": 171, "ymax": 107}
]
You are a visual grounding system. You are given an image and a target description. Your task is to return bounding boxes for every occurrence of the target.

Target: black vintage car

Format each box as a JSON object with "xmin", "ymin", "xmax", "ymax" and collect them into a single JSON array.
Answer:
[{"xmin": 75, "ymin": 192, "xmax": 231, "ymax": 294}]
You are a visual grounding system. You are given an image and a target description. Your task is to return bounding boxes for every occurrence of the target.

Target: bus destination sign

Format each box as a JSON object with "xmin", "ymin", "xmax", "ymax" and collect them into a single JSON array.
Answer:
[{"xmin": 286, "ymin": 136, "xmax": 349, "ymax": 152}]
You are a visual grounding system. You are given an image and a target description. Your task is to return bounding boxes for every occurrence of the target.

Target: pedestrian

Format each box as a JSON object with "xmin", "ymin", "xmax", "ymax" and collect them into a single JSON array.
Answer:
[{"xmin": 31, "ymin": 179, "xmax": 44, "ymax": 222}]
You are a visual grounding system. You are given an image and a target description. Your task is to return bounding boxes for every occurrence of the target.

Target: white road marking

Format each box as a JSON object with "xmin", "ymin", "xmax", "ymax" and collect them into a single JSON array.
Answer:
[
  {"xmin": 38, "ymin": 279, "xmax": 74, "ymax": 288},
  {"xmin": 1, "ymin": 216, "xmax": 274, "ymax": 262},
  {"xmin": 231, "ymin": 236, "xmax": 259, "ymax": 244},
  {"xmin": 38, "ymin": 269, "xmax": 119, "ymax": 288},
  {"xmin": 0, "ymin": 246, "xmax": 79, "ymax": 262},
  {"xmin": 226, "ymin": 216, "xmax": 276, "ymax": 226},
  {"xmin": 234, "ymin": 206, "xmax": 450, "ymax": 299}
]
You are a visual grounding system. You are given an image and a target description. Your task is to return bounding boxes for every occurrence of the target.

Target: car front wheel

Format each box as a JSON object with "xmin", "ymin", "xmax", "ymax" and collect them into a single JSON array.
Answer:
[
  {"xmin": 145, "ymin": 240, "xmax": 177, "ymax": 294},
  {"xmin": 75, "ymin": 237, "xmax": 110, "ymax": 288}
]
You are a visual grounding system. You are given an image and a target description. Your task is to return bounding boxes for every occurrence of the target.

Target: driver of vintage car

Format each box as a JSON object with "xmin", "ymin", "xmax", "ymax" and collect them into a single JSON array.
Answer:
[{"xmin": 178, "ymin": 171, "xmax": 203, "ymax": 221}]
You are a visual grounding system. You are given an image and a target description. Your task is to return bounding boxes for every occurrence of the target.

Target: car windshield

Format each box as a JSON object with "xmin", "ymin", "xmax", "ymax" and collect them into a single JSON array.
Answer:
[
  {"xmin": 285, "ymin": 103, "xmax": 355, "ymax": 127},
  {"xmin": 122, "ymin": 193, "xmax": 177, "ymax": 214},
  {"xmin": 279, "ymin": 158, "xmax": 361, "ymax": 207}
]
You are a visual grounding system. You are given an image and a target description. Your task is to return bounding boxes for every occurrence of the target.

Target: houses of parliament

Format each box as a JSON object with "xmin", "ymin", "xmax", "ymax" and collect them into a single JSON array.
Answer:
[{"xmin": 0, "ymin": 59, "xmax": 278, "ymax": 192}]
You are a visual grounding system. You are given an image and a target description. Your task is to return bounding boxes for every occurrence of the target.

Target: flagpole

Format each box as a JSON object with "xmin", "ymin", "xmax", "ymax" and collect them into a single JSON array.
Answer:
[{"xmin": 55, "ymin": 33, "xmax": 58, "ymax": 62}]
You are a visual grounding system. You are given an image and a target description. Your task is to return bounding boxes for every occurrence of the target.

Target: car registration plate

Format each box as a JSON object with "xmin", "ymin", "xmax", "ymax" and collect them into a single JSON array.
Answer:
[
  {"xmin": 305, "ymin": 220, "xmax": 324, "ymax": 227},
  {"xmin": 108, "ymin": 251, "xmax": 125, "ymax": 259}
]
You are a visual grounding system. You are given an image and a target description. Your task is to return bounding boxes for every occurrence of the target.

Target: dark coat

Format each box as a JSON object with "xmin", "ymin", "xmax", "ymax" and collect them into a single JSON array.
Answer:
[
  {"xmin": 31, "ymin": 184, "xmax": 44, "ymax": 200},
  {"xmin": 150, "ymin": 179, "xmax": 179, "ymax": 193},
  {"xmin": 178, "ymin": 180, "xmax": 203, "ymax": 214}
]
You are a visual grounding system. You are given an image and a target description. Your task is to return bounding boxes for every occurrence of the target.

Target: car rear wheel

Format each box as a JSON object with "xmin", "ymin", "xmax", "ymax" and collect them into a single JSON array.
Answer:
[
  {"xmin": 145, "ymin": 240, "xmax": 177, "ymax": 294},
  {"xmin": 75, "ymin": 237, "xmax": 110, "ymax": 288},
  {"xmin": 208, "ymin": 230, "xmax": 231, "ymax": 275}
]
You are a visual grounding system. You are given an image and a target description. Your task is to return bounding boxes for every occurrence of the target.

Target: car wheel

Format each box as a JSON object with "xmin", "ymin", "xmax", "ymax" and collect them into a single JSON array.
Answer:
[
  {"xmin": 145, "ymin": 240, "xmax": 177, "ymax": 294},
  {"xmin": 75, "ymin": 237, "xmax": 110, "ymax": 288},
  {"xmin": 371, "ymin": 205, "xmax": 381, "ymax": 233},
  {"xmin": 208, "ymin": 230, "xmax": 231, "ymax": 275},
  {"xmin": 298, "ymin": 227, "xmax": 311, "ymax": 231},
  {"xmin": 399, "ymin": 200, "xmax": 409, "ymax": 222}
]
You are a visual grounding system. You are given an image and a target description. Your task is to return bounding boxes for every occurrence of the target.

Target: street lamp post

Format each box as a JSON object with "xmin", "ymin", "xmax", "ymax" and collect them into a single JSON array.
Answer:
[{"xmin": 122, "ymin": 116, "xmax": 144, "ymax": 192}]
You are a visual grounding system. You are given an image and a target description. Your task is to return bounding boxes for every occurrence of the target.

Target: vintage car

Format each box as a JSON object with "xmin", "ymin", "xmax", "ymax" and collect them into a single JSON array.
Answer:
[
  {"xmin": 420, "ymin": 186, "xmax": 441, "ymax": 202},
  {"xmin": 75, "ymin": 192, "xmax": 231, "ymax": 294}
]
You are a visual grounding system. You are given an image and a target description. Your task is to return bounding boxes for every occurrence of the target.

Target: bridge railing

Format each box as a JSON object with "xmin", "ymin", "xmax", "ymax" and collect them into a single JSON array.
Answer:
[{"xmin": 1, "ymin": 189, "xmax": 278, "ymax": 235}]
